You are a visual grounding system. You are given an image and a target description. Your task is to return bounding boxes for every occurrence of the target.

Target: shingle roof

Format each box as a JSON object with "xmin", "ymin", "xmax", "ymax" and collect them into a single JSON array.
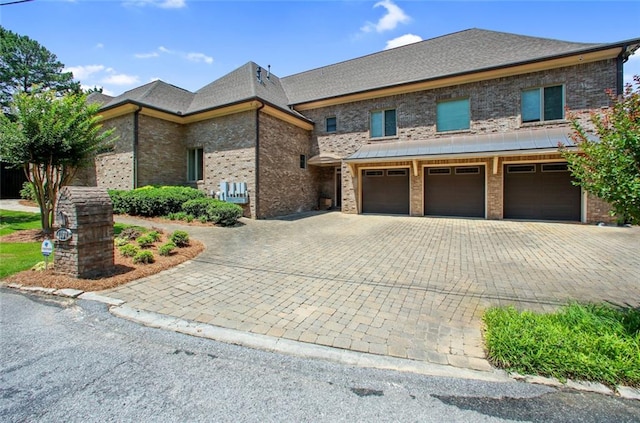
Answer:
[
  {"xmin": 281, "ymin": 28, "xmax": 608, "ymax": 105},
  {"xmin": 346, "ymin": 127, "xmax": 589, "ymax": 161},
  {"xmin": 100, "ymin": 80, "xmax": 195, "ymax": 114},
  {"xmin": 187, "ymin": 62, "xmax": 292, "ymax": 114},
  {"xmin": 97, "ymin": 29, "xmax": 638, "ymax": 118}
]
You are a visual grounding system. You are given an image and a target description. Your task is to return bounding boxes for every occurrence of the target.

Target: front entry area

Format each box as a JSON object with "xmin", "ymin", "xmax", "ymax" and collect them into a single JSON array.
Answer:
[
  {"xmin": 424, "ymin": 165, "xmax": 485, "ymax": 218},
  {"xmin": 503, "ymin": 162, "xmax": 581, "ymax": 221},
  {"xmin": 361, "ymin": 168, "xmax": 410, "ymax": 214}
]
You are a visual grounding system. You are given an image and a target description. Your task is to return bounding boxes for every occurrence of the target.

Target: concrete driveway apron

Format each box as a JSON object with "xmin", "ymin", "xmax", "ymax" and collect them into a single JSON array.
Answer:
[{"xmin": 105, "ymin": 213, "xmax": 640, "ymax": 372}]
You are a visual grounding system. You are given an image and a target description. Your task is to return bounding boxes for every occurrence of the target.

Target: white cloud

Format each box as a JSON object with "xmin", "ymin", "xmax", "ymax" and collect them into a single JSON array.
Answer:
[
  {"xmin": 361, "ymin": 0, "xmax": 410, "ymax": 33},
  {"xmin": 122, "ymin": 0, "xmax": 186, "ymax": 9},
  {"xmin": 65, "ymin": 65, "xmax": 105, "ymax": 80},
  {"xmin": 95, "ymin": 43, "xmax": 104, "ymax": 49},
  {"xmin": 186, "ymin": 52, "xmax": 213, "ymax": 64},
  {"xmin": 384, "ymin": 33, "xmax": 422, "ymax": 50},
  {"xmin": 101, "ymin": 73, "xmax": 140, "ymax": 86},
  {"xmin": 134, "ymin": 51, "xmax": 160, "ymax": 59},
  {"xmin": 137, "ymin": 46, "xmax": 213, "ymax": 65}
]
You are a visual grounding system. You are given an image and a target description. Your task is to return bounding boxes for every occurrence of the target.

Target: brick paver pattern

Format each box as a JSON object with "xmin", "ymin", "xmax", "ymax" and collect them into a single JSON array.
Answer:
[{"xmin": 106, "ymin": 214, "xmax": 640, "ymax": 371}]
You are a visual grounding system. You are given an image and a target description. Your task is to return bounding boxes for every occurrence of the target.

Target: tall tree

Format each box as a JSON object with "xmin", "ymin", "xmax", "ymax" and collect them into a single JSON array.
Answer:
[
  {"xmin": 0, "ymin": 90, "xmax": 114, "ymax": 232},
  {"xmin": 561, "ymin": 76, "xmax": 640, "ymax": 224},
  {"xmin": 0, "ymin": 26, "xmax": 80, "ymax": 110}
]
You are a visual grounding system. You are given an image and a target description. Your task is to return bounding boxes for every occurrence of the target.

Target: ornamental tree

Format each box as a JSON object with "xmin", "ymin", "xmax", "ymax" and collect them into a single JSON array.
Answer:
[
  {"xmin": 0, "ymin": 90, "xmax": 114, "ymax": 232},
  {"xmin": 561, "ymin": 75, "xmax": 640, "ymax": 224},
  {"xmin": 0, "ymin": 26, "xmax": 80, "ymax": 111}
]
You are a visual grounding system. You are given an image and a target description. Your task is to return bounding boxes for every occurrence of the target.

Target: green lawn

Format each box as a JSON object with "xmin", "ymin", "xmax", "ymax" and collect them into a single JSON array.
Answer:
[
  {"xmin": 484, "ymin": 303, "xmax": 640, "ymax": 388},
  {"xmin": 0, "ymin": 209, "xmax": 44, "ymax": 278}
]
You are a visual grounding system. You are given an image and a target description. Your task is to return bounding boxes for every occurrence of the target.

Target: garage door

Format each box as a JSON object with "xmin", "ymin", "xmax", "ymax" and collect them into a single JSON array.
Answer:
[
  {"xmin": 362, "ymin": 169, "xmax": 409, "ymax": 214},
  {"xmin": 424, "ymin": 165, "xmax": 485, "ymax": 217},
  {"xmin": 504, "ymin": 163, "xmax": 581, "ymax": 221}
]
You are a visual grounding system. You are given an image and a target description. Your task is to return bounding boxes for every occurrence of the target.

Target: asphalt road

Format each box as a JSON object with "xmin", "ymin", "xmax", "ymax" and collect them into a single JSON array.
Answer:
[{"xmin": 1, "ymin": 288, "xmax": 639, "ymax": 422}]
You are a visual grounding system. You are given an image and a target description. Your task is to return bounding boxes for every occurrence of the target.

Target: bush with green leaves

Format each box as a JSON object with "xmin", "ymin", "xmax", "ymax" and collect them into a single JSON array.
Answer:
[
  {"xmin": 19, "ymin": 181, "xmax": 36, "ymax": 202},
  {"xmin": 136, "ymin": 234, "xmax": 155, "ymax": 249},
  {"xmin": 159, "ymin": 242, "xmax": 176, "ymax": 257},
  {"xmin": 147, "ymin": 230, "xmax": 162, "ymax": 242},
  {"xmin": 182, "ymin": 198, "xmax": 211, "ymax": 219},
  {"xmin": 133, "ymin": 250, "xmax": 154, "ymax": 264},
  {"xmin": 119, "ymin": 244, "xmax": 139, "ymax": 257},
  {"xmin": 114, "ymin": 237, "xmax": 129, "ymax": 247},
  {"xmin": 108, "ymin": 186, "xmax": 205, "ymax": 217},
  {"xmin": 170, "ymin": 230, "xmax": 190, "ymax": 247},
  {"xmin": 207, "ymin": 201, "xmax": 243, "ymax": 226}
]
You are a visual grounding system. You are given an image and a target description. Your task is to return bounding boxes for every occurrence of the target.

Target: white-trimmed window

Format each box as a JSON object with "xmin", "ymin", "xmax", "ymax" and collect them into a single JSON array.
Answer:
[
  {"xmin": 521, "ymin": 85, "xmax": 564, "ymax": 123},
  {"xmin": 326, "ymin": 117, "xmax": 337, "ymax": 133},
  {"xmin": 370, "ymin": 109, "xmax": 397, "ymax": 138},
  {"xmin": 187, "ymin": 147, "xmax": 203, "ymax": 181},
  {"xmin": 437, "ymin": 98, "xmax": 470, "ymax": 132}
]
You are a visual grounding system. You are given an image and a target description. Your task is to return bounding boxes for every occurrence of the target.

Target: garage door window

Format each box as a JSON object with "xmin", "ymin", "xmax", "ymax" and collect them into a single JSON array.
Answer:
[
  {"xmin": 542, "ymin": 163, "xmax": 569, "ymax": 172},
  {"xmin": 455, "ymin": 166, "xmax": 480, "ymax": 175},
  {"xmin": 387, "ymin": 169, "xmax": 408, "ymax": 176},
  {"xmin": 428, "ymin": 167, "xmax": 451, "ymax": 175},
  {"xmin": 364, "ymin": 170, "xmax": 384, "ymax": 177},
  {"xmin": 507, "ymin": 164, "xmax": 535, "ymax": 173}
]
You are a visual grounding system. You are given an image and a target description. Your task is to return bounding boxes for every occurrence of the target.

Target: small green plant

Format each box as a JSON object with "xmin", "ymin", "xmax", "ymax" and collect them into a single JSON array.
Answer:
[
  {"xmin": 114, "ymin": 237, "xmax": 129, "ymax": 247},
  {"xmin": 159, "ymin": 242, "xmax": 176, "ymax": 257},
  {"xmin": 184, "ymin": 214, "xmax": 194, "ymax": 223},
  {"xmin": 147, "ymin": 230, "xmax": 162, "ymax": 242},
  {"xmin": 19, "ymin": 181, "xmax": 36, "ymax": 202},
  {"xmin": 133, "ymin": 250, "xmax": 155, "ymax": 264},
  {"xmin": 137, "ymin": 235, "xmax": 155, "ymax": 248},
  {"xmin": 199, "ymin": 215, "xmax": 208, "ymax": 223},
  {"xmin": 119, "ymin": 244, "xmax": 139, "ymax": 257},
  {"xmin": 170, "ymin": 230, "xmax": 190, "ymax": 247}
]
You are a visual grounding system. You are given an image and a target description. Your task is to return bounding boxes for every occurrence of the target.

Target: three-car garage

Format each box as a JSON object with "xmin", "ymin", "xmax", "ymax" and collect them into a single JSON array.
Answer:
[{"xmin": 359, "ymin": 161, "xmax": 581, "ymax": 221}]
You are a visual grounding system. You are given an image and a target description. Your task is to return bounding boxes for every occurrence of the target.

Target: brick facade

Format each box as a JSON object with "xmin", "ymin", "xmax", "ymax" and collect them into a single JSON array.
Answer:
[{"xmin": 137, "ymin": 115, "xmax": 185, "ymax": 187}]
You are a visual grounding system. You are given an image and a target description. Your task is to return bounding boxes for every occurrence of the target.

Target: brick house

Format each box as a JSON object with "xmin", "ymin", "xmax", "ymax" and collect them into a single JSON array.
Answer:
[{"xmin": 86, "ymin": 29, "xmax": 640, "ymax": 222}]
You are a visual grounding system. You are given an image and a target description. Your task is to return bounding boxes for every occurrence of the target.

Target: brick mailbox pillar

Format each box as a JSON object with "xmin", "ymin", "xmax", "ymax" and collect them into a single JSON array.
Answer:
[{"xmin": 54, "ymin": 187, "xmax": 114, "ymax": 278}]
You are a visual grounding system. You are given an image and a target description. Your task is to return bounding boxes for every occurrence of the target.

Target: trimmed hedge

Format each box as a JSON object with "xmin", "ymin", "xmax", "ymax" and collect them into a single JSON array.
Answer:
[
  {"xmin": 109, "ymin": 186, "xmax": 205, "ymax": 217},
  {"xmin": 182, "ymin": 198, "xmax": 243, "ymax": 227}
]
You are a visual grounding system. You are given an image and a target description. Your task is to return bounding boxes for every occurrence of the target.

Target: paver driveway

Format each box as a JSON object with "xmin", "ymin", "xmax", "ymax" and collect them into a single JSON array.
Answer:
[{"xmin": 106, "ymin": 213, "xmax": 640, "ymax": 371}]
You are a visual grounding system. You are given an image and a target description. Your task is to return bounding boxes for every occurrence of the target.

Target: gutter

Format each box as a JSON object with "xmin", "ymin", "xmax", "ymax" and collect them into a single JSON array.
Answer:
[{"xmin": 255, "ymin": 101, "xmax": 265, "ymax": 218}]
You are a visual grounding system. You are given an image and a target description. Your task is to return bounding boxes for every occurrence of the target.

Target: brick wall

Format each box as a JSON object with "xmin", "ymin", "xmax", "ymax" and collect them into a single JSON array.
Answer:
[
  {"xmin": 302, "ymin": 60, "xmax": 617, "ymax": 221},
  {"xmin": 258, "ymin": 112, "xmax": 316, "ymax": 218},
  {"xmin": 95, "ymin": 114, "xmax": 135, "ymax": 190},
  {"xmin": 137, "ymin": 115, "xmax": 185, "ymax": 187},
  {"xmin": 185, "ymin": 111, "xmax": 257, "ymax": 217}
]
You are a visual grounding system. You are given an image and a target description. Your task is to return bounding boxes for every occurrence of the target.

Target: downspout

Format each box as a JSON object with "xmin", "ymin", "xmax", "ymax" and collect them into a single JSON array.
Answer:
[
  {"xmin": 133, "ymin": 107, "xmax": 141, "ymax": 189},
  {"xmin": 255, "ymin": 100, "xmax": 265, "ymax": 218},
  {"xmin": 616, "ymin": 46, "xmax": 626, "ymax": 96}
]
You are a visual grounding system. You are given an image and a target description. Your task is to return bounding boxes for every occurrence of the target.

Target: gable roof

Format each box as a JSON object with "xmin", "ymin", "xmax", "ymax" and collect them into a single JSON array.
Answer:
[
  {"xmin": 280, "ymin": 28, "xmax": 626, "ymax": 105},
  {"xmin": 95, "ymin": 29, "xmax": 638, "ymax": 120}
]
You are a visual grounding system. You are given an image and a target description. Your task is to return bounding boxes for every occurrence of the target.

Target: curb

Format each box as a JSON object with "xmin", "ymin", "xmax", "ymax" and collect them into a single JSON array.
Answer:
[{"xmin": 3, "ymin": 283, "xmax": 640, "ymax": 400}]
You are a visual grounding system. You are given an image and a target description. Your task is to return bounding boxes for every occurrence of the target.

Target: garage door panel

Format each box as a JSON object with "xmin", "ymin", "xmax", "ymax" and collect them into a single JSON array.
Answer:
[
  {"xmin": 362, "ymin": 169, "xmax": 409, "ymax": 214},
  {"xmin": 424, "ymin": 166, "xmax": 485, "ymax": 218},
  {"xmin": 504, "ymin": 163, "xmax": 580, "ymax": 221}
]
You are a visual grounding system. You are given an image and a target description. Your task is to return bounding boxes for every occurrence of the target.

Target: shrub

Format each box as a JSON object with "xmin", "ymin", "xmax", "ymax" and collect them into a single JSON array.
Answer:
[
  {"xmin": 108, "ymin": 186, "xmax": 205, "ymax": 217},
  {"xmin": 118, "ymin": 227, "xmax": 142, "ymax": 240},
  {"xmin": 119, "ymin": 244, "xmax": 139, "ymax": 257},
  {"xmin": 182, "ymin": 198, "xmax": 212, "ymax": 219},
  {"xmin": 137, "ymin": 234, "xmax": 155, "ymax": 249},
  {"xmin": 207, "ymin": 201, "xmax": 243, "ymax": 227},
  {"xmin": 20, "ymin": 181, "xmax": 36, "ymax": 202},
  {"xmin": 159, "ymin": 242, "xmax": 176, "ymax": 256},
  {"xmin": 170, "ymin": 230, "xmax": 190, "ymax": 247},
  {"xmin": 133, "ymin": 250, "xmax": 155, "ymax": 264},
  {"xmin": 114, "ymin": 237, "xmax": 129, "ymax": 247},
  {"xmin": 147, "ymin": 231, "xmax": 162, "ymax": 242}
]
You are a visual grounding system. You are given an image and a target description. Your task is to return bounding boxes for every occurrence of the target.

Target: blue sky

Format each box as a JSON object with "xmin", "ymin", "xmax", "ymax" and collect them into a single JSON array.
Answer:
[{"xmin": 2, "ymin": 0, "xmax": 639, "ymax": 96}]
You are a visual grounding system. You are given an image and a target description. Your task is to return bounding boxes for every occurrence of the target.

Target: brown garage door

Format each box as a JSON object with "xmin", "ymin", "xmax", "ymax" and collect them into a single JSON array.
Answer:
[
  {"xmin": 424, "ymin": 165, "xmax": 485, "ymax": 217},
  {"xmin": 362, "ymin": 168, "xmax": 409, "ymax": 214},
  {"xmin": 504, "ymin": 163, "xmax": 581, "ymax": 221}
]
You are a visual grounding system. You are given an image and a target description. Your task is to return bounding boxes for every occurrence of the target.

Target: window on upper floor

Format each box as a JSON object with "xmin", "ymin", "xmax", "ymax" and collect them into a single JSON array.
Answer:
[
  {"xmin": 436, "ymin": 98, "xmax": 470, "ymax": 132},
  {"xmin": 370, "ymin": 109, "xmax": 397, "ymax": 138},
  {"xmin": 326, "ymin": 117, "xmax": 337, "ymax": 133},
  {"xmin": 187, "ymin": 147, "xmax": 204, "ymax": 182},
  {"xmin": 521, "ymin": 85, "xmax": 564, "ymax": 123}
]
